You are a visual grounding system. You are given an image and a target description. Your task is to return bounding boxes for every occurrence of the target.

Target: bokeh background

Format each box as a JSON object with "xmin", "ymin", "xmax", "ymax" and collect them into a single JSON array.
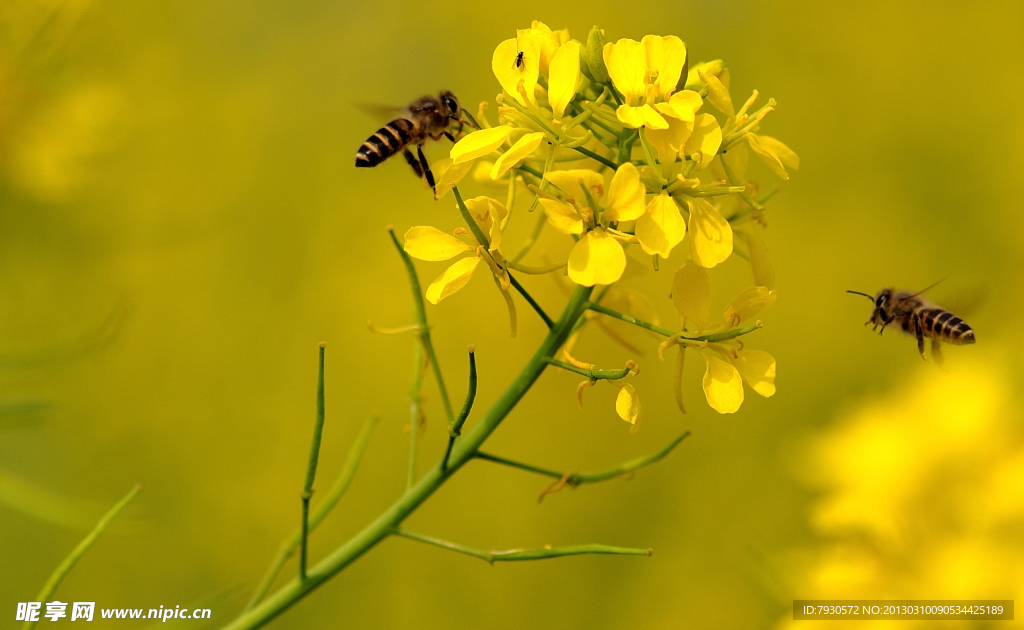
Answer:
[{"xmin": 3, "ymin": 1, "xmax": 1024, "ymax": 628}]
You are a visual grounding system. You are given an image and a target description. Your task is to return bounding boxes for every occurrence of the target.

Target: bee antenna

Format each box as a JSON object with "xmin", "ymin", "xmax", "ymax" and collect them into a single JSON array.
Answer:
[
  {"xmin": 909, "ymin": 277, "xmax": 947, "ymax": 299},
  {"xmin": 846, "ymin": 290, "xmax": 875, "ymax": 300}
]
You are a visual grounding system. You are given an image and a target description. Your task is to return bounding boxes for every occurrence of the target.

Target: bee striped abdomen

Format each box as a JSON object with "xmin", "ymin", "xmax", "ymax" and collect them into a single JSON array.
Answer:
[
  {"xmin": 355, "ymin": 118, "xmax": 415, "ymax": 168},
  {"xmin": 919, "ymin": 308, "xmax": 976, "ymax": 345}
]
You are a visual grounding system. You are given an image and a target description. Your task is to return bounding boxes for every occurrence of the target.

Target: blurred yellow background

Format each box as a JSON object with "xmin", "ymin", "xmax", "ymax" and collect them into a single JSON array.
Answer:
[{"xmin": 2, "ymin": 1, "xmax": 1023, "ymax": 628}]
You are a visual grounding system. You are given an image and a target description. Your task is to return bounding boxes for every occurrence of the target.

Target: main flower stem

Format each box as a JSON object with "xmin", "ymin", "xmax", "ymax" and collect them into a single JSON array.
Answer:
[{"xmin": 221, "ymin": 285, "xmax": 594, "ymax": 630}]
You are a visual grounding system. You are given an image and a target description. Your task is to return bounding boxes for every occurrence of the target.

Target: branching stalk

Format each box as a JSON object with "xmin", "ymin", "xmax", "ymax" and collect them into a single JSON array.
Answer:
[
  {"xmin": 586, "ymin": 302, "xmax": 763, "ymax": 343},
  {"xmin": 544, "ymin": 358, "xmax": 633, "ymax": 380},
  {"xmin": 474, "ymin": 431, "xmax": 690, "ymax": 501},
  {"xmin": 247, "ymin": 415, "xmax": 379, "ymax": 609},
  {"xmin": 299, "ymin": 344, "xmax": 328, "ymax": 581},
  {"xmin": 222, "ymin": 285, "xmax": 594, "ymax": 630},
  {"xmin": 394, "ymin": 529, "xmax": 651, "ymax": 563},
  {"xmin": 387, "ymin": 228, "xmax": 456, "ymax": 427},
  {"xmin": 23, "ymin": 484, "xmax": 140, "ymax": 630},
  {"xmin": 442, "ymin": 346, "xmax": 478, "ymax": 471}
]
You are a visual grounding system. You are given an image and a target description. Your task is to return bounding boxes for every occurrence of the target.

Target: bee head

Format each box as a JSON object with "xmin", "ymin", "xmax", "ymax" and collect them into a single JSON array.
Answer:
[
  {"xmin": 439, "ymin": 91, "xmax": 460, "ymax": 119},
  {"xmin": 871, "ymin": 288, "xmax": 894, "ymax": 324},
  {"xmin": 847, "ymin": 288, "xmax": 894, "ymax": 326}
]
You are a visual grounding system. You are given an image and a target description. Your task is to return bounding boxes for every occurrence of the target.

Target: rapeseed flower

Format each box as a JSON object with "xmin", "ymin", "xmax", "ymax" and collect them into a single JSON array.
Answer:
[{"xmin": 398, "ymin": 21, "xmax": 796, "ymax": 422}]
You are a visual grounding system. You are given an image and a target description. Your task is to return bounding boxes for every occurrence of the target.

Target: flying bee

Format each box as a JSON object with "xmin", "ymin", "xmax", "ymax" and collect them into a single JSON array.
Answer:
[
  {"xmin": 354, "ymin": 91, "xmax": 468, "ymax": 195},
  {"xmin": 847, "ymin": 285, "xmax": 976, "ymax": 362}
]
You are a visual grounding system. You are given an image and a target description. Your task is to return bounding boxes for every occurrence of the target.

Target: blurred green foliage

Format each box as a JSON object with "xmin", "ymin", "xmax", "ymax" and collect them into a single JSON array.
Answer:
[{"xmin": 2, "ymin": 1, "xmax": 1022, "ymax": 628}]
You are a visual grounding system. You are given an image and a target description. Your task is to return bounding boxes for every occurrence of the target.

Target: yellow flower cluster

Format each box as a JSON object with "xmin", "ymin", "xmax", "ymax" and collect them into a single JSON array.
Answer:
[{"xmin": 403, "ymin": 21, "xmax": 796, "ymax": 420}]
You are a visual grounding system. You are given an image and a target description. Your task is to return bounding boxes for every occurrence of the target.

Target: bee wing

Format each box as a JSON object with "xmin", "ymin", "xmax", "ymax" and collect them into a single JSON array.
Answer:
[
  {"xmin": 355, "ymin": 102, "xmax": 407, "ymax": 122},
  {"xmin": 935, "ymin": 284, "xmax": 989, "ymax": 319}
]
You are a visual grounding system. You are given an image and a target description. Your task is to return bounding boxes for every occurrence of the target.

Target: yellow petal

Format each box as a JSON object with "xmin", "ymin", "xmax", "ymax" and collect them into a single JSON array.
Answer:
[
  {"xmin": 539, "ymin": 198, "xmax": 584, "ymax": 235},
  {"xmin": 730, "ymin": 349, "xmax": 776, "ymax": 398},
  {"xmin": 490, "ymin": 132, "xmax": 545, "ymax": 180},
  {"xmin": 701, "ymin": 352, "xmax": 744, "ymax": 414},
  {"xmin": 655, "ymin": 89, "xmax": 703, "ymax": 122},
  {"xmin": 684, "ymin": 60, "xmax": 725, "ymax": 91},
  {"xmin": 425, "ymin": 256, "xmax": 481, "ymax": 304},
  {"xmin": 492, "ymin": 36, "xmax": 539, "ymax": 105},
  {"xmin": 451, "ymin": 126, "xmax": 514, "ymax": 165},
  {"xmin": 603, "ymin": 38, "xmax": 646, "ymax": 103},
  {"xmin": 642, "ymin": 35, "xmax": 687, "ymax": 101},
  {"xmin": 682, "ymin": 113, "xmax": 722, "ymax": 168},
  {"xmin": 615, "ymin": 383, "xmax": 642, "ymax": 429},
  {"xmin": 545, "ymin": 168, "xmax": 605, "ymax": 206},
  {"xmin": 567, "ymin": 228, "xmax": 626, "ymax": 286},
  {"xmin": 604, "ymin": 162, "xmax": 646, "ymax": 222},
  {"xmin": 403, "ymin": 226, "xmax": 473, "ymax": 261},
  {"xmin": 464, "ymin": 196, "xmax": 508, "ymax": 250},
  {"xmin": 687, "ymin": 198, "xmax": 733, "ymax": 268},
  {"xmin": 699, "ymin": 69, "xmax": 734, "ymax": 116},
  {"xmin": 672, "ymin": 263, "xmax": 710, "ymax": 331},
  {"xmin": 746, "ymin": 133, "xmax": 788, "ymax": 180},
  {"xmin": 547, "ymin": 40, "xmax": 581, "ymax": 119},
  {"xmin": 525, "ymin": 21, "xmax": 567, "ymax": 75},
  {"xmin": 635, "ymin": 193, "xmax": 686, "ymax": 258},
  {"xmin": 616, "ymin": 104, "xmax": 669, "ymax": 129},
  {"xmin": 723, "ymin": 286, "xmax": 776, "ymax": 327},
  {"xmin": 644, "ymin": 116, "xmax": 693, "ymax": 164},
  {"xmin": 755, "ymin": 135, "xmax": 798, "ymax": 170},
  {"xmin": 432, "ymin": 158, "xmax": 473, "ymax": 199}
]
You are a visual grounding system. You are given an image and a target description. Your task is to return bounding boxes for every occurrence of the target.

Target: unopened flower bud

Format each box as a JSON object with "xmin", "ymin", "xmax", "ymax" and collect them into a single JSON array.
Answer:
[{"xmin": 583, "ymin": 26, "xmax": 610, "ymax": 84}]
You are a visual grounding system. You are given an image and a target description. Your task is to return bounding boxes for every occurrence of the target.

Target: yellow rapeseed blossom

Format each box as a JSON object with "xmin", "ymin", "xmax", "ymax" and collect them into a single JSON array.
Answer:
[
  {"xmin": 602, "ymin": 36, "xmax": 686, "ymax": 129},
  {"xmin": 778, "ymin": 358, "xmax": 1024, "ymax": 629},
  {"xmin": 541, "ymin": 163, "xmax": 645, "ymax": 286},
  {"xmin": 399, "ymin": 21, "xmax": 795, "ymax": 424},
  {"xmin": 666, "ymin": 264, "xmax": 776, "ymax": 413}
]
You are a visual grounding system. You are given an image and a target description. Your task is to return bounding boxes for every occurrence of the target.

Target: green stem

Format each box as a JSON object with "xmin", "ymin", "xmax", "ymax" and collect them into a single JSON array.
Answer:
[
  {"xmin": 720, "ymin": 158, "xmax": 764, "ymax": 212},
  {"xmin": 247, "ymin": 415, "xmax": 379, "ymax": 609},
  {"xmin": 507, "ymin": 273, "xmax": 554, "ymax": 329},
  {"xmin": 616, "ymin": 131, "xmax": 638, "ymax": 166},
  {"xmin": 497, "ymin": 95, "xmax": 560, "ymax": 139},
  {"xmin": 476, "ymin": 431, "xmax": 690, "ymax": 487},
  {"xmin": 544, "ymin": 358, "xmax": 632, "ymax": 380},
  {"xmin": 637, "ymin": 128, "xmax": 667, "ymax": 186},
  {"xmin": 586, "ymin": 302, "xmax": 763, "ymax": 343},
  {"xmin": 506, "ymin": 259, "xmax": 566, "ymax": 275},
  {"xmin": 570, "ymin": 146, "xmax": 617, "ymax": 170},
  {"xmin": 451, "ymin": 186, "xmax": 554, "ymax": 329},
  {"xmin": 587, "ymin": 302, "xmax": 676, "ymax": 337},
  {"xmin": 388, "ymin": 229, "xmax": 456, "ymax": 427},
  {"xmin": 23, "ymin": 484, "xmax": 140, "ymax": 630},
  {"xmin": 472, "ymin": 451, "xmax": 564, "ymax": 479},
  {"xmin": 442, "ymin": 346, "xmax": 478, "ymax": 471},
  {"xmin": 394, "ymin": 529, "xmax": 650, "ymax": 563},
  {"xmin": 221, "ymin": 285, "xmax": 594, "ymax": 630},
  {"xmin": 299, "ymin": 344, "xmax": 327, "ymax": 580}
]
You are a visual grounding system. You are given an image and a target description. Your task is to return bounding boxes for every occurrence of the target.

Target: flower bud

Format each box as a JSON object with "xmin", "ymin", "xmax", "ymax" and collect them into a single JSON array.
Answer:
[{"xmin": 582, "ymin": 26, "xmax": 610, "ymax": 84}]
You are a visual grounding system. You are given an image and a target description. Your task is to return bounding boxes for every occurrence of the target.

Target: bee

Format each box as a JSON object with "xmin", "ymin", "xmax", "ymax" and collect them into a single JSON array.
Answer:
[
  {"xmin": 847, "ymin": 285, "xmax": 976, "ymax": 362},
  {"xmin": 354, "ymin": 91, "xmax": 465, "ymax": 195}
]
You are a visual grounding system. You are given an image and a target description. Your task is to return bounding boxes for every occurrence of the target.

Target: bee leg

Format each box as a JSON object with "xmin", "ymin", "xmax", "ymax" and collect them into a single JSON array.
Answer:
[
  {"xmin": 912, "ymin": 314, "xmax": 926, "ymax": 359},
  {"xmin": 403, "ymin": 148, "xmax": 424, "ymax": 179},
  {"xmin": 443, "ymin": 131, "xmax": 456, "ymax": 142},
  {"xmin": 416, "ymin": 144, "xmax": 437, "ymax": 194},
  {"xmin": 931, "ymin": 339, "xmax": 944, "ymax": 366}
]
